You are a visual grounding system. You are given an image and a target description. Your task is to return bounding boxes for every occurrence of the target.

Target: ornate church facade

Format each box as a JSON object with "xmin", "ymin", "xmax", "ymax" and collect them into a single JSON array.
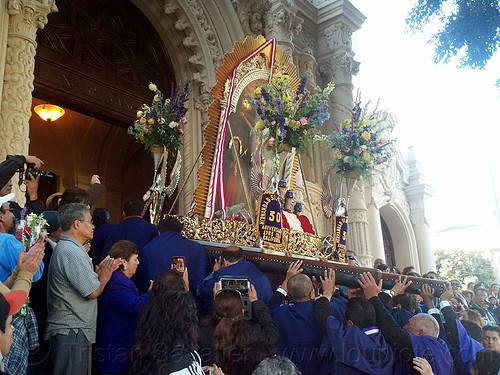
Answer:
[{"xmin": 0, "ymin": 0, "xmax": 436, "ymax": 272}]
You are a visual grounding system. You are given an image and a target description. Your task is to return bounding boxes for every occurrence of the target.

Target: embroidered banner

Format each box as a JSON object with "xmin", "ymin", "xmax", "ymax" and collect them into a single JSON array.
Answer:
[
  {"xmin": 257, "ymin": 192, "xmax": 283, "ymax": 247},
  {"xmin": 333, "ymin": 214, "xmax": 347, "ymax": 262}
]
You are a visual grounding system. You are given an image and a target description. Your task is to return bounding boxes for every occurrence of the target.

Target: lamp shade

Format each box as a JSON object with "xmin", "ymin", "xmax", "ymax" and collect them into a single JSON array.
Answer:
[{"xmin": 34, "ymin": 104, "xmax": 65, "ymax": 122}]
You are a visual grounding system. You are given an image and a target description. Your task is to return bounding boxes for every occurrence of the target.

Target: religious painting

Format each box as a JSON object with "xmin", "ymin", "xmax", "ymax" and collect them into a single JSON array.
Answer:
[{"xmin": 193, "ymin": 36, "xmax": 301, "ymax": 220}]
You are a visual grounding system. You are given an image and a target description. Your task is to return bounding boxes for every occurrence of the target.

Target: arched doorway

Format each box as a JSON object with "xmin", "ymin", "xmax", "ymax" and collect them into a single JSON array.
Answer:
[
  {"xmin": 380, "ymin": 203, "xmax": 419, "ymax": 272},
  {"xmin": 30, "ymin": 0, "xmax": 175, "ymax": 222}
]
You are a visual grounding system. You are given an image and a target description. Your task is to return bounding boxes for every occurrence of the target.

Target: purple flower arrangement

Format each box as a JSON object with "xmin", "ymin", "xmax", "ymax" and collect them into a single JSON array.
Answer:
[{"xmin": 128, "ymin": 82, "xmax": 189, "ymax": 153}]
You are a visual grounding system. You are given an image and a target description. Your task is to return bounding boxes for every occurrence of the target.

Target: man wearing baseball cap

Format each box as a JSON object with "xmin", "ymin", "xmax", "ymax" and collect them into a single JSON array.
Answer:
[{"xmin": 0, "ymin": 290, "xmax": 28, "ymax": 375}]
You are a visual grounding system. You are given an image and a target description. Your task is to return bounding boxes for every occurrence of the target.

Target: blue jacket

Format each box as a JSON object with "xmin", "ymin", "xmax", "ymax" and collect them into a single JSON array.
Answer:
[
  {"xmin": 136, "ymin": 231, "xmax": 212, "ymax": 293},
  {"xmin": 0, "ymin": 233, "xmax": 44, "ymax": 282},
  {"xmin": 93, "ymin": 222, "xmax": 116, "ymax": 262},
  {"xmin": 97, "ymin": 270, "xmax": 148, "ymax": 374},
  {"xmin": 409, "ymin": 333, "xmax": 455, "ymax": 375},
  {"xmin": 270, "ymin": 295, "xmax": 326, "ymax": 375},
  {"xmin": 318, "ymin": 297, "xmax": 394, "ymax": 375},
  {"xmin": 102, "ymin": 217, "xmax": 158, "ymax": 258}
]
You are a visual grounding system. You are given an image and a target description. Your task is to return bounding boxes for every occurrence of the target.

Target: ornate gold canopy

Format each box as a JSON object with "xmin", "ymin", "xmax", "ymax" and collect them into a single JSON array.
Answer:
[{"xmin": 193, "ymin": 35, "xmax": 300, "ymax": 217}]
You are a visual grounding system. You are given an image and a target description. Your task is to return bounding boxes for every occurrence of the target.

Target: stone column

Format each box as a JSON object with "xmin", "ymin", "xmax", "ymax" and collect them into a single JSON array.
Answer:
[
  {"xmin": 404, "ymin": 146, "xmax": 437, "ymax": 274},
  {"xmin": 0, "ymin": 0, "xmax": 10, "ymax": 108},
  {"xmin": 317, "ymin": 19, "xmax": 362, "ymax": 129},
  {"xmin": 0, "ymin": 0, "xmax": 57, "ymax": 202},
  {"xmin": 264, "ymin": 0, "xmax": 303, "ymax": 60},
  {"xmin": 366, "ymin": 199, "xmax": 385, "ymax": 264},
  {"xmin": 346, "ymin": 184, "xmax": 371, "ymax": 267}
]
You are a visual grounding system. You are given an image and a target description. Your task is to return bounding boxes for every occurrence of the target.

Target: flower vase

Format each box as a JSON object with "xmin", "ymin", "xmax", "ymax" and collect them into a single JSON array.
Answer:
[
  {"xmin": 335, "ymin": 170, "xmax": 360, "ymax": 214},
  {"xmin": 343, "ymin": 171, "xmax": 360, "ymax": 198},
  {"xmin": 281, "ymin": 143, "xmax": 292, "ymax": 152},
  {"xmin": 150, "ymin": 145, "xmax": 164, "ymax": 170}
]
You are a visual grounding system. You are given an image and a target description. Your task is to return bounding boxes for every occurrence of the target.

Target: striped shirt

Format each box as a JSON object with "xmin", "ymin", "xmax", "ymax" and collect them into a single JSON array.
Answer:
[{"xmin": 45, "ymin": 234, "xmax": 100, "ymax": 343}]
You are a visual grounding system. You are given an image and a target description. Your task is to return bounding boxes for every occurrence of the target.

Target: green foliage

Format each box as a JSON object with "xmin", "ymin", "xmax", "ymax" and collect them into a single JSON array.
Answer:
[
  {"xmin": 435, "ymin": 247, "xmax": 495, "ymax": 285},
  {"xmin": 406, "ymin": 0, "xmax": 500, "ymax": 69}
]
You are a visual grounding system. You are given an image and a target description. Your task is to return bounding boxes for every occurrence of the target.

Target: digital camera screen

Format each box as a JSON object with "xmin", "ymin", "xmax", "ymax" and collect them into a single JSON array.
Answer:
[{"xmin": 220, "ymin": 278, "xmax": 250, "ymax": 296}]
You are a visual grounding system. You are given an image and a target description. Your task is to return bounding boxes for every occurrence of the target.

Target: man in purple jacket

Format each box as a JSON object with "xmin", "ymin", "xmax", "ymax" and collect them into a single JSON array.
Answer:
[
  {"xmin": 358, "ymin": 272, "xmax": 455, "ymax": 375},
  {"xmin": 197, "ymin": 246, "xmax": 273, "ymax": 314}
]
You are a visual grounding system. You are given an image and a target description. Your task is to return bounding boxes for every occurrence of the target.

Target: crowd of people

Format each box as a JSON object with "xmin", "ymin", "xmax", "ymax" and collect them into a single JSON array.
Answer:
[{"xmin": 1, "ymin": 154, "xmax": 500, "ymax": 375}]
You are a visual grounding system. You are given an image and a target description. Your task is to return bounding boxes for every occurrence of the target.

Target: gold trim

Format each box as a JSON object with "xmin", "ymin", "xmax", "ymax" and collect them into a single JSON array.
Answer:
[{"xmin": 193, "ymin": 35, "xmax": 300, "ymax": 216}]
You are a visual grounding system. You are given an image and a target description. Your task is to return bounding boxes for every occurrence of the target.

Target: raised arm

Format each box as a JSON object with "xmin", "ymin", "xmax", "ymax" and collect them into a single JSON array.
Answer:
[
  {"xmin": 269, "ymin": 260, "xmax": 303, "ymax": 306},
  {"xmin": 313, "ymin": 269, "xmax": 336, "ymax": 333},
  {"xmin": 358, "ymin": 272, "xmax": 415, "ymax": 360},
  {"xmin": 249, "ymin": 285, "xmax": 279, "ymax": 345}
]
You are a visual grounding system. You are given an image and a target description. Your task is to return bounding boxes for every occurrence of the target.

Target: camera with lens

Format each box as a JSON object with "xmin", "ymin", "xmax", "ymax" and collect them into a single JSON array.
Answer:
[{"xmin": 23, "ymin": 163, "xmax": 56, "ymax": 181}]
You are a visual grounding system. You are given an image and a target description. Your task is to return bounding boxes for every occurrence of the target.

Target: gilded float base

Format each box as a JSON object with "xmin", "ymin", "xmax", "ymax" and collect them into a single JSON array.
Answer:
[{"xmin": 176, "ymin": 216, "xmax": 337, "ymax": 261}]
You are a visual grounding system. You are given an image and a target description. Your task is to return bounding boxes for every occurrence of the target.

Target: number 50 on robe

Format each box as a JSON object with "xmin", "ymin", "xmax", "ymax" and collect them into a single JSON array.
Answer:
[{"xmin": 256, "ymin": 192, "xmax": 284, "ymax": 247}]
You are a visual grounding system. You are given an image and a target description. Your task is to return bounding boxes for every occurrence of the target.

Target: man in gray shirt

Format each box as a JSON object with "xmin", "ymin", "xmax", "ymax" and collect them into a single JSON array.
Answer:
[{"xmin": 45, "ymin": 203, "xmax": 121, "ymax": 375}]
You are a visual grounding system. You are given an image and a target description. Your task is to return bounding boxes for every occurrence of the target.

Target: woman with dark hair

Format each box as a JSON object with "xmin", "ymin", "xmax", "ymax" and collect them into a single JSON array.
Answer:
[
  {"xmin": 58, "ymin": 187, "xmax": 90, "ymax": 207},
  {"xmin": 199, "ymin": 285, "xmax": 278, "ymax": 375},
  {"xmin": 96, "ymin": 240, "xmax": 148, "ymax": 374},
  {"xmin": 149, "ymin": 269, "xmax": 188, "ymax": 298},
  {"xmin": 46, "ymin": 175, "xmax": 106, "ymax": 209},
  {"xmin": 459, "ymin": 308, "xmax": 485, "ymax": 328},
  {"xmin": 470, "ymin": 349, "xmax": 500, "ymax": 375},
  {"xmin": 130, "ymin": 291, "xmax": 206, "ymax": 375}
]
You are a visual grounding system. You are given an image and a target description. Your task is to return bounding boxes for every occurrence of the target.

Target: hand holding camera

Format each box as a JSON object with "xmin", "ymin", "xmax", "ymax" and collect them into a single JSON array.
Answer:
[{"xmin": 24, "ymin": 156, "xmax": 43, "ymax": 169}]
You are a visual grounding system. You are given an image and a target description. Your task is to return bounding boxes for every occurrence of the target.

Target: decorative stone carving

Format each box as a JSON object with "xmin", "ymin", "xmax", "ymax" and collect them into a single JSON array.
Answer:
[
  {"xmin": 186, "ymin": 0, "xmax": 222, "ymax": 68},
  {"xmin": 298, "ymin": 55, "xmax": 316, "ymax": 84},
  {"xmin": 319, "ymin": 53, "xmax": 359, "ymax": 81},
  {"xmin": 0, "ymin": 0, "xmax": 57, "ymax": 202},
  {"xmin": 164, "ymin": 0, "xmax": 223, "ymax": 80},
  {"xmin": 297, "ymin": 28, "xmax": 317, "ymax": 55},
  {"xmin": 194, "ymin": 90, "xmax": 212, "ymax": 127},
  {"xmin": 264, "ymin": 0, "xmax": 303, "ymax": 43},
  {"xmin": 323, "ymin": 23, "xmax": 352, "ymax": 50},
  {"xmin": 231, "ymin": 0, "xmax": 271, "ymax": 36}
]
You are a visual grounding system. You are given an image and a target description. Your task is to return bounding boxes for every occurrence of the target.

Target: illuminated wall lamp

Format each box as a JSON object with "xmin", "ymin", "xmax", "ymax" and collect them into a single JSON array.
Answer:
[{"xmin": 34, "ymin": 104, "xmax": 65, "ymax": 122}]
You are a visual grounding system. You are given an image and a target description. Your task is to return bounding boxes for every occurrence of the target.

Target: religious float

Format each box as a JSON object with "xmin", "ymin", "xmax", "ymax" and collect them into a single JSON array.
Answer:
[{"xmin": 131, "ymin": 36, "xmax": 447, "ymax": 295}]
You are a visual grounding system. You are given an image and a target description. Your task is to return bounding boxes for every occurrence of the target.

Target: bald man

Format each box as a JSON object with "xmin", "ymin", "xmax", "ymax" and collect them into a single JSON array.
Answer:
[
  {"xmin": 358, "ymin": 272, "xmax": 454, "ymax": 375},
  {"xmin": 268, "ymin": 261, "xmax": 325, "ymax": 375}
]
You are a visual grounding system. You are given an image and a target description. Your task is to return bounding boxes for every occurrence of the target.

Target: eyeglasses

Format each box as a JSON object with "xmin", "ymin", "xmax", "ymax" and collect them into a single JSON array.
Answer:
[
  {"xmin": 347, "ymin": 256, "xmax": 356, "ymax": 260},
  {"xmin": 451, "ymin": 283, "xmax": 461, "ymax": 287},
  {"xmin": 78, "ymin": 219, "xmax": 93, "ymax": 225}
]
